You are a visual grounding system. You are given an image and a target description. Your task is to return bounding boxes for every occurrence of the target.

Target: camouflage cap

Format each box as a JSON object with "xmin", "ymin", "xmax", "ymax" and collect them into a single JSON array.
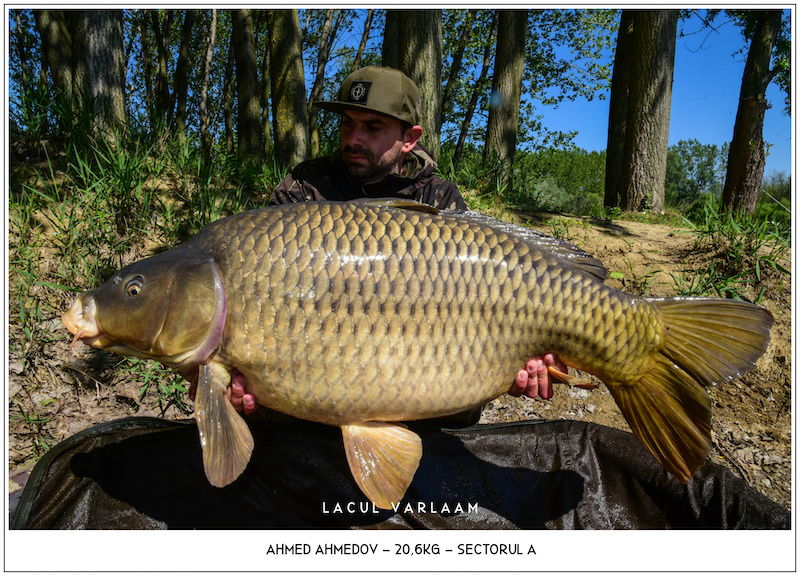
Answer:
[{"xmin": 314, "ymin": 66, "xmax": 421, "ymax": 126}]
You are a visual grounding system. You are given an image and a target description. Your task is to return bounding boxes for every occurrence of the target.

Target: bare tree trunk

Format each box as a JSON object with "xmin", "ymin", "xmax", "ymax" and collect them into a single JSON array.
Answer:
[
  {"xmin": 483, "ymin": 9, "xmax": 527, "ymax": 187},
  {"xmin": 440, "ymin": 10, "xmax": 475, "ymax": 130},
  {"xmin": 137, "ymin": 10, "xmax": 155, "ymax": 134},
  {"xmin": 260, "ymin": 34, "xmax": 272, "ymax": 162},
  {"xmin": 454, "ymin": 10, "xmax": 497, "ymax": 169},
  {"xmin": 268, "ymin": 9, "xmax": 309, "ymax": 167},
  {"xmin": 150, "ymin": 10, "xmax": 173, "ymax": 131},
  {"xmin": 200, "ymin": 9, "xmax": 217, "ymax": 173},
  {"xmin": 722, "ymin": 11, "xmax": 782, "ymax": 214},
  {"xmin": 382, "ymin": 10, "xmax": 399, "ymax": 69},
  {"xmin": 604, "ymin": 10, "xmax": 635, "ymax": 210},
  {"xmin": 33, "ymin": 10, "xmax": 73, "ymax": 105},
  {"xmin": 222, "ymin": 26, "xmax": 235, "ymax": 156},
  {"xmin": 232, "ymin": 9, "xmax": 264, "ymax": 163},
  {"xmin": 351, "ymin": 9, "xmax": 374, "ymax": 72},
  {"xmin": 396, "ymin": 10, "xmax": 443, "ymax": 160},
  {"xmin": 172, "ymin": 10, "xmax": 196, "ymax": 138},
  {"xmin": 309, "ymin": 9, "xmax": 338, "ymax": 158},
  {"xmin": 71, "ymin": 10, "xmax": 127, "ymax": 136},
  {"xmin": 13, "ymin": 11, "xmax": 31, "ymax": 91},
  {"xmin": 618, "ymin": 10, "xmax": 677, "ymax": 213}
]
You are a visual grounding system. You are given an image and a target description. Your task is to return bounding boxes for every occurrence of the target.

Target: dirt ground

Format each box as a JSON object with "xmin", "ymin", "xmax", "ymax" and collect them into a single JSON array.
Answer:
[{"xmin": 7, "ymin": 209, "xmax": 793, "ymax": 515}]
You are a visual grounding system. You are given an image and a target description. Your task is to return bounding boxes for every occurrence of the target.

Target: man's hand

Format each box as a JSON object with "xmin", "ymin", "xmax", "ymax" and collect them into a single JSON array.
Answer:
[
  {"xmin": 226, "ymin": 369, "xmax": 258, "ymax": 415},
  {"xmin": 509, "ymin": 354, "xmax": 565, "ymax": 400}
]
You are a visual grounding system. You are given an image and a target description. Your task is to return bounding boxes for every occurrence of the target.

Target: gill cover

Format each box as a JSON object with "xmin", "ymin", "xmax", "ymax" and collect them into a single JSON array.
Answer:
[{"xmin": 84, "ymin": 248, "xmax": 227, "ymax": 369}]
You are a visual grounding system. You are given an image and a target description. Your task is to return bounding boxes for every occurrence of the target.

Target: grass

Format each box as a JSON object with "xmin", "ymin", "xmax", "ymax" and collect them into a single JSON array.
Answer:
[{"xmin": 667, "ymin": 200, "xmax": 790, "ymax": 303}]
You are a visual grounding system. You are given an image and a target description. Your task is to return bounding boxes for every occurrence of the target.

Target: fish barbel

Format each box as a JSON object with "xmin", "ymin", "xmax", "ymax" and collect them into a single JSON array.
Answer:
[{"xmin": 62, "ymin": 200, "xmax": 773, "ymax": 509}]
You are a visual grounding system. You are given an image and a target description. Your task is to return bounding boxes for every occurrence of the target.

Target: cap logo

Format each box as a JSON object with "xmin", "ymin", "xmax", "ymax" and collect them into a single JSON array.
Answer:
[{"xmin": 348, "ymin": 81, "xmax": 371, "ymax": 105}]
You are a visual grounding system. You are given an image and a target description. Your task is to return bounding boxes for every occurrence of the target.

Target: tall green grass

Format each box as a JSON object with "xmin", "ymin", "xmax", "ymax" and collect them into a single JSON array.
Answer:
[{"xmin": 669, "ymin": 199, "xmax": 790, "ymax": 303}]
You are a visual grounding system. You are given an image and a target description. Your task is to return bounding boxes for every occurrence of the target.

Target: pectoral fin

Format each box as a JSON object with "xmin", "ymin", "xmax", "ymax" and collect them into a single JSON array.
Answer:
[
  {"xmin": 195, "ymin": 362, "xmax": 255, "ymax": 487},
  {"xmin": 341, "ymin": 422, "xmax": 422, "ymax": 510}
]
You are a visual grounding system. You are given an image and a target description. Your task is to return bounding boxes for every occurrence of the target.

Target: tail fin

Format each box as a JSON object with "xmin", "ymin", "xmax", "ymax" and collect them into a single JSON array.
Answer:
[{"xmin": 608, "ymin": 298, "xmax": 773, "ymax": 483}]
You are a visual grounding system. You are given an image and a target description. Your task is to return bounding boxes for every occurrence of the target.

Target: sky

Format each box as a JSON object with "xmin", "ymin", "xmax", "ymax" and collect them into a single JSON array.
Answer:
[{"xmin": 536, "ymin": 11, "xmax": 793, "ymax": 178}]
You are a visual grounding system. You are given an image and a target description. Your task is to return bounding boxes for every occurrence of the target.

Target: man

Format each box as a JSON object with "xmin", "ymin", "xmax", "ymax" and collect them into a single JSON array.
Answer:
[{"xmin": 228, "ymin": 66, "xmax": 565, "ymax": 416}]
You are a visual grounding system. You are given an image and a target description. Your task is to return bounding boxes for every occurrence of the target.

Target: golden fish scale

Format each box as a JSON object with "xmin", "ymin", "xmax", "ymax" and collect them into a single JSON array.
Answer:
[{"xmin": 193, "ymin": 203, "xmax": 663, "ymax": 426}]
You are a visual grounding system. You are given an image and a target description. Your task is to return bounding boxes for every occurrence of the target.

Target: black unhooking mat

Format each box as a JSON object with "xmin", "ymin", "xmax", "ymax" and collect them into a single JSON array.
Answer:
[{"xmin": 10, "ymin": 417, "xmax": 789, "ymax": 529}]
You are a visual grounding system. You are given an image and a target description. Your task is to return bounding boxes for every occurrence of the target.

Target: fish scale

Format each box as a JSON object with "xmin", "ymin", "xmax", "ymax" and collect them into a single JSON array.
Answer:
[{"xmin": 62, "ymin": 200, "xmax": 773, "ymax": 508}]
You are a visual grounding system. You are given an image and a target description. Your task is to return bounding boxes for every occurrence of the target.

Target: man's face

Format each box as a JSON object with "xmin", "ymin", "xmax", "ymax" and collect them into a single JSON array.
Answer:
[{"xmin": 339, "ymin": 109, "xmax": 410, "ymax": 183}]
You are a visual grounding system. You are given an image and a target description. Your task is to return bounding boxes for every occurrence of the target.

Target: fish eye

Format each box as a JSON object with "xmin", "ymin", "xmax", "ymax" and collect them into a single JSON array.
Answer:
[{"xmin": 126, "ymin": 275, "xmax": 144, "ymax": 297}]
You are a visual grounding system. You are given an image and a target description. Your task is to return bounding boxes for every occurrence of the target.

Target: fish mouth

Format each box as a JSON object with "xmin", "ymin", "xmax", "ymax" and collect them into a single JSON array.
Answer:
[{"xmin": 62, "ymin": 296, "xmax": 113, "ymax": 349}]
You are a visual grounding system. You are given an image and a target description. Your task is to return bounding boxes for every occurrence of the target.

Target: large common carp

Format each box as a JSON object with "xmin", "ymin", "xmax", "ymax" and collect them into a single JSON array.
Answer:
[{"xmin": 62, "ymin": 200, "xmax": 773, "ymax": 509}]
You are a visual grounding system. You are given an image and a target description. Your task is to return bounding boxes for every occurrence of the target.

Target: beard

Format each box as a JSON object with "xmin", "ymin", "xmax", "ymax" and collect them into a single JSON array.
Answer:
[{"xmin": 342, "ymin": 145, "xmax": 402, "ymax": 183}]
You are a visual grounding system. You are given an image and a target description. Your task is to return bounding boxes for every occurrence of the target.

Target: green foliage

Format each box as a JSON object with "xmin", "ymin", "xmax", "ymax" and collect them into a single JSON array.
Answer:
[
  {"xmin": 665, "ymin": 139, "xmax": 726, "ymax": 209},
  {"xmin": 670, "ymin": 198, "xmax": 790, "ymax": 302},
  {"xmin": 506, "ymin": 147, "xmax": 606, "ymax": 215}
]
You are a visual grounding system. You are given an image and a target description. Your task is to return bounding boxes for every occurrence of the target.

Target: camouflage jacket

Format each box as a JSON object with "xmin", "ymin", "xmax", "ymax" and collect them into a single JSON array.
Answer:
[{"xmin": 268, "ymin": 144, "xmax": 467, "ymax": 211}]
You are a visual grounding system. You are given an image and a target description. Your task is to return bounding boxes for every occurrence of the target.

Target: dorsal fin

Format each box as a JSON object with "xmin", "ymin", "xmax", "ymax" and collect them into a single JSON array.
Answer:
[
  {"xmin": 451, "ymin": 211, "xmax": 608, "ymax": 282},
  {"xmin": 349, "ymin": 198, "xmax": 439, "ymax": 214}
]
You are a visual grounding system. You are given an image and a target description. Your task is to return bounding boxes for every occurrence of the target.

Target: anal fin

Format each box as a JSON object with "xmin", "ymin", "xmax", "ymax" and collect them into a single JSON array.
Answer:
[
  {"xmin": 341, "ymin": 422, "xmax": 422, "ymax": 510},
  {"xmin": 195, "ymin": 362, "xmax": 255, "ymax": 487}
]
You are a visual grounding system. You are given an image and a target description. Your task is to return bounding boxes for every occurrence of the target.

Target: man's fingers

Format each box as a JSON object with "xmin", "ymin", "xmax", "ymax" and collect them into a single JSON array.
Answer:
[
  {"xmin": 522, "ymin": 359, "xmax": 544, "ymax": 399},
  {"xmin": 242, "ymin": 394, "xmax": 257, "ymax": 415},
  {"xmin": 535, "ymin": 358, "xmax": 554, "ymax": 400},
  {"xmin": 510, "ymin": 369, "xmax": 528, "ymax": 397}
]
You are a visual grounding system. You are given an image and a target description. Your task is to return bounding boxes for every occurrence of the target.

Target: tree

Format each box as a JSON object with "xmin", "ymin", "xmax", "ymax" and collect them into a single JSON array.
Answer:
[
  {"xmin": 71, "ymin": 10, "xmax": 127, "ymax": 136},
  {"xmin": 268, "ymin": 9, "xmax": 309, "ymax": 167},
  {"xmin": 150, "ymin": 10, "xmax": 173, "ymax": 131},
  {"xmin": 607, "ymin": 10, "xmax": 678, "ymax": 212},
  {"xmin": 390, "ymin": 10, "xmax": 444, "ymax": 160},
  {"xmin": 308, "ymin": 9, "xmax": 342, "ymax": 158},
  {"xmin": 199, "ymin": 9, "xmax": 217, "ymax": 172},
  {"xmin": 452, "ymin": 11, "xmax": 497, "ymax": 169},
  {"xmin": 483, "ymin": 10, "xmax": 527, "ymax": 185},
  {"xmin": 172, "ymin": 10, "xmax": 196, "ymax": 138},
  {"xmin": 604, "ymin": 11, "xmax": 634, "ymax": 209},
  {"xmin": 722, "ymin": 10, "xmax": 785, "ymax": 214},
  {"xmin": 665, "ymin": 139, "xmax": 724, "ymax": 208},
  {"xmin": 232, "ymin": 9, "xmax": 263, "ymax": 164},
  {"xmin": 439, "ymin": 10, "xmax": 475, "ymax": 131},
  {"xmin": 351, "ymin": 9, "xmax": 375, "ymax": 72},
  {"xmin": 33, "ymin": 10, "xmax": 73, "ymax": 106}
]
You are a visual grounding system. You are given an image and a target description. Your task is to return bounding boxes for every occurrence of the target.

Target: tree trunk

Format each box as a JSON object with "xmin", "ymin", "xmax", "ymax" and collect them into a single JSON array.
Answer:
[
  {"xmin": 137, "ymin": 10, "xmax": 155, "ymax": 134},
  {"xmin": 200, "ymin": 9, "xmax": 217, "ymax": 173},
  {"xmin": 483, "ymin": 9, "xmax": 527, "ymax": 187},
  {"xmin": 71, "ymin": 10, "xmax": 127, "ymax": 136},
  {"xmin": 352, "ymin": 9, "xmax": 374, "ymax": 72},
  {"xmin": 172, "ymin": 10, "xmax": 196, "ymax": 138},
  {"xmin": 454, "ymin": 10, "xmax": 497, "ymax": 169},
  {"xmin": 33, "ymin": 10, "xmax": 73, "ymax": 105},
  {"xmin": 604, "ymin": 10, "xmax": 635, "ymax": 210},
  {"xmin": 268, "ymin": 9, "xmax": 309, "ymax": 167},
  {"xmin": 260, "ymin": 33, "xmax": 272, "ymax": 162},
  {"xmin": 150, "ymin": 10, "xmax": 173, "ymax": 131},
  {"xmin": 617, "ymin": 10, "xmax": 678, "ymax": 213},
  {"xmin": 232, "ymin": 9, "xmax": 263, "ymax": 164},
  {"xmin": 440, "ymin": 10, "xmax": 475, "ymax": 130},
  {"xmin": 222, "ymin": 27, "xmax": 235, "ymax": 156},
  {"xmin": 308, "ymin": 9, "xmax": 338, "ymax": 158},
  {"xmin": 396, "ymin": 10, "xmax": 443, "ymax": 160},
  {"xmin": 722, "ymin": 11, "xmax": 782, "ymax": 214},
  {"xmin": 382, "ymin": 10, "xmax": 400, "ymax": 69}
]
